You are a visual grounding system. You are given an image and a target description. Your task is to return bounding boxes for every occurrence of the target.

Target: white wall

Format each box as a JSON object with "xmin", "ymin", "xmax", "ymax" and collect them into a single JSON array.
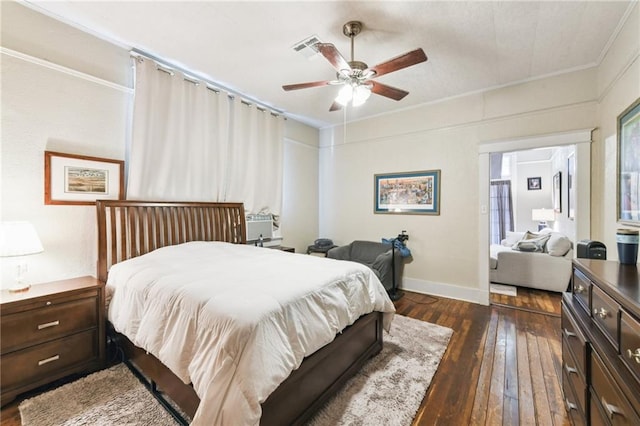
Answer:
[
  {"xmin": 1, "ymin": 2, "xmax": 131, "ymax": 287},
  {"xmin": 513, "ymin": 157, "xmax": 552, "ymax": 232},
  {"xmin": 320, "ymin": 73, "xmax": 597, "ymax": 303},
  {"xmin": 594, "ymin": 3, "xmax": 640, "ymax": 260}
]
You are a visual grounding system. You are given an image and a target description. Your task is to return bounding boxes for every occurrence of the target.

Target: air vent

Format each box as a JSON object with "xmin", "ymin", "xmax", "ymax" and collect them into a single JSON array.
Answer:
[{"xmin": 292, "ymin": 35, "xmax": 322, "ymax": 59}]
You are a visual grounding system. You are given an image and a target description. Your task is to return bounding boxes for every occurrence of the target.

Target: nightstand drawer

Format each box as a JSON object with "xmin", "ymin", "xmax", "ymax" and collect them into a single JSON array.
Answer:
[
  {"xmin": 1, "ymin": 297, "xmax": 97, "ymax": 354},
  {"xmin": 0, "ymin": 329, "xmax": 97, "ymax": 390}
]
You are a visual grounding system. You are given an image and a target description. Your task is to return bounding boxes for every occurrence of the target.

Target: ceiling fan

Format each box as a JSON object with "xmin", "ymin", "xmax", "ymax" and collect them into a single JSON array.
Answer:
[{"xmin": 282, "ymin": 21, "xmax": 427, "ymax": 111}]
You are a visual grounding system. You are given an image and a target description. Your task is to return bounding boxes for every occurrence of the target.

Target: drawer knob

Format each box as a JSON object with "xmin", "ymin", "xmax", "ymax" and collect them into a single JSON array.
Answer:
[
  {"xmin": 563, "ymin": 328, "xmax": 577, "ymax": 339},
  {"xmin": 593, "ymin": 307, "xmax": 609, "ymax": 319},
  {"xmin": 564, "ymin": 364, "xmax": 578, "ymax": 375},
  {"xmin": 627, "ymin": 348, "xmax": 640, "ymax": 364},
  {"xmin": 574, "ymin": 284, "xmax": 585, "ymax": 294},
  {"xmin": 37, "ymin": 320, "xmax": 60, "ymax": 330},
  {"xmin": 38, "ymin": 354, "xmax": 60, "ymax": 366},
  {"xmin": 565, "ymin": 398, "xmax": 577, "ymax": 411}
]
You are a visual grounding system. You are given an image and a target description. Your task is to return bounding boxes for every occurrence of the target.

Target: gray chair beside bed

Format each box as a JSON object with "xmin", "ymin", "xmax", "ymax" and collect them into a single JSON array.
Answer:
[{"xmin": 327, "ymin": 240, "xmax": 403, "ymax": 292}]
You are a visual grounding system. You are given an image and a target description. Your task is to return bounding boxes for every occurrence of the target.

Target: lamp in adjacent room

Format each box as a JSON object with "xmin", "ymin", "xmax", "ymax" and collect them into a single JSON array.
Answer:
[
  {"xmin": 0, "ymin": 221, "xmax": 44, "ymax": 292},
  {"xmin": 531, "ymin": 208, "xmax": 555, "ymax": 231}
]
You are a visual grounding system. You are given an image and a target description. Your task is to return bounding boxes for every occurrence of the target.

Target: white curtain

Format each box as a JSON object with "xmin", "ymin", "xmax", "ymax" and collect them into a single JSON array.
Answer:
[
  {"xmin": 128, "ymin": 57, "xmax": 283, "ymax": 215},
  {"xmin": 226, "ymin": 100, "xmax": 284, "ymax": 215}
]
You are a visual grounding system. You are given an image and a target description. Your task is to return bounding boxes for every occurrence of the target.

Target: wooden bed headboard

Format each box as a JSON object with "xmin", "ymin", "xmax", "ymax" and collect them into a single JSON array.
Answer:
[{"xmin": 96, "ymin": 200, "xmax": 246, "ymax": 282}]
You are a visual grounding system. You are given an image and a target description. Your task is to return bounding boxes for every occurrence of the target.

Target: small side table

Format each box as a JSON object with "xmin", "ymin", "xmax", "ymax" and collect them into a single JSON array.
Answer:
[{"xmin": 269, "ymin": 246, "xmax": 295, "ymax": 253}]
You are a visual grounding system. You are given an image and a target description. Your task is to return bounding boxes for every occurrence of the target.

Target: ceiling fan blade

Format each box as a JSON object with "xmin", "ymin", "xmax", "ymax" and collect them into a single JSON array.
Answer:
[
  {"xmin": 282, "ymin": 80, "xmax": 333, "ymax": 91},
  {"xmin": 329, "ymin": 101, "xmax": 343, "ymax": 112},
  {"xmin": 316, "ymin": 43, "xmax": 352, "ymax": 74},
  {"xmin": 370, "ymin": 81, "xmax": 409, "ymax": 101},
  {"xmin": 368, "ymin": 48, "xmax": 427, "ymax": 78}
]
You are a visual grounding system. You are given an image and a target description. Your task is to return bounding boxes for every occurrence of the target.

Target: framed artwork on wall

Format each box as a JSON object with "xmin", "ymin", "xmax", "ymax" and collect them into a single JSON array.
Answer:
[
  {"xmin": 617, "ymin": 97, "xmax": 640, "ymax": 226},
  {"xmin": 45, "ymin": 151, "xmax": 125, "ymax": 205},
  {"xmin": 527, "ymin": 177, "xmax": 541, "ymax": 190},
  {"xmin": 374, "ymin": 170, "xmax": 441, "ymax": 215},
  {"xmin": 567, "ymin": 153, "xmax": 575, "ymax": 220},
  {"xmin": 553, "ymin": 171, "xmax": 562, "ymax": 213}
]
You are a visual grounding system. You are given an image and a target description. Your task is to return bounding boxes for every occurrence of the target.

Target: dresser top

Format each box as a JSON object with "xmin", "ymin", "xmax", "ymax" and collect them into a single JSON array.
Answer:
[
  {"xmin": 0, "ymin": 276, "xmax": 103, "ymax": 306},
  {"xmin": 573, "ymin": 258, "xmax": 640, "ymax": 315}
]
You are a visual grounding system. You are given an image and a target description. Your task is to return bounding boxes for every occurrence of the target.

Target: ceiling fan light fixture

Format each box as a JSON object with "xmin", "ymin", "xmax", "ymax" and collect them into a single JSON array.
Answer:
[
  {"xmin": 352, "ymin": 85, "xmax": 371, "ymax": 107},
  {"xmin": 335, "ymin": 84, "xmax": 353, "ymax": 106}
]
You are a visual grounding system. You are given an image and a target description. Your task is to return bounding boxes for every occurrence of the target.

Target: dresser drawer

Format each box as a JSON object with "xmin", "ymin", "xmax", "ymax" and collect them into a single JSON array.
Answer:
[
  {"xmin": 572, "ymin": 269, "xmax": 591, "ymax": 315},
  {"xmin": 590, "ymin": 393, "xmax": 609, "ymax": 426},
  {"xmin": 1, "ymin": 297, "xmax": 97, "ymax": 354},
  {"xmin": 620, "ymin": 309, "xmax": 640, "ymax": 385},
  {"xmin": 562, "ymin": 304, "xmax": 587, "ymax": 377},
  {"xmin": 591, "ymin": 350, "xmax": 640, "ymax": 425},
  {"xmin": 563, "ymin": 336, "xmax": 586, "ymax": 415},
  {"xmin": 0, "ymin": 329, "xmax": 97, "ymax": 390},
  {"xmin": 563, "ymin": 368, "xmax": 586, "ymax": 426},
  {"xmin": 591, "ymin": 284, "xmax": 620, "ymax": 351}
]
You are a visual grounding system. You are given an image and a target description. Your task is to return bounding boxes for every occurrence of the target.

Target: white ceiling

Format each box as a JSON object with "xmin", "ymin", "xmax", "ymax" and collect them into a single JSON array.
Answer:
[{"xmin": 26, "ymin": 1, "xmax": 633, "ymax": 129}]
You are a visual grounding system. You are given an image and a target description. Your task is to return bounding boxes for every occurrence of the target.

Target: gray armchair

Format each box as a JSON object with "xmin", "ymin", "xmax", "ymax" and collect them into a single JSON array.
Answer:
[{"xmin": 327, "ymin": 240, "xmax": 403, "ymax": 292}]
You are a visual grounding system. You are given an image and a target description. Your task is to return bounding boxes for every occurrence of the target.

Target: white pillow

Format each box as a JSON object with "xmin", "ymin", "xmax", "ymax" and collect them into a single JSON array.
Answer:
[
  {"xmin": 546, "ymin": 232, "xmax": 572, "ymax": 256},
  {"xmin": 512, "ymin": 232, "xmax": 550, "ymax": 252},
  {"xmin": 502, "ymin": 231, "xmax": 525, "ymax": 247}
]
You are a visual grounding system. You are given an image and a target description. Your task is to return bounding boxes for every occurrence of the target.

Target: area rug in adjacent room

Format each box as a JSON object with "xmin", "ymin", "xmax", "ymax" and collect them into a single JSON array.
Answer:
[
  {"xmin": 490, "ymin": 283, "xmax": 518, "ymax": 297},
  {"xmin": 20, "ymin": 315, "xmax": 453, "ymax": 426}
]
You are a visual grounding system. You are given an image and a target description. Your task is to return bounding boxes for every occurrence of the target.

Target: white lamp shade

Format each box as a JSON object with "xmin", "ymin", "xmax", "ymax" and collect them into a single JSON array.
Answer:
[
  {"xmin": 531, "ymin": 209, "xmax": 555, "ymax": 222},
  {"xmin": 0, "ymin": 221, "xmax": 44, "ymax": 257},
  {"xmin": 335, "ymin": 85, "xmax": 353, "ymax": 106},
  {"xmin": 352, "ymin": 85, "xmax": 371, "ymax": 107}
]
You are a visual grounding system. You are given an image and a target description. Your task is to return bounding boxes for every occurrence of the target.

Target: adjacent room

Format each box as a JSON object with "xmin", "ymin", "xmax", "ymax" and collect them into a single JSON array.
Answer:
[{"xmin": 1, "ymin": 1, "xmax": 639, "ymax": 425}]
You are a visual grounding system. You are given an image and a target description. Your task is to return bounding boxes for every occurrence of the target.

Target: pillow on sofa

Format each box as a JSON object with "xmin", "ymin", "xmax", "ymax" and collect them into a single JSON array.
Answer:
[
  {"xmin": 502, "ymin": 231, "xmax": 525, "ymax": 247},
  {"xmin": 546, "ymin": 232, "xmax": 572, "ymax": 256},
  {"xmin": 512, "ymin": 231, "xmax": 550, "ymax": 252}
]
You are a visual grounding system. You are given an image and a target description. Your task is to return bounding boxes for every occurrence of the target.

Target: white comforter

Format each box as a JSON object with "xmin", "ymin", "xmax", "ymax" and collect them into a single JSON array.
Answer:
[{"xmin": 106, "ymin": 241, "xmax": 395, "ymax": 426}]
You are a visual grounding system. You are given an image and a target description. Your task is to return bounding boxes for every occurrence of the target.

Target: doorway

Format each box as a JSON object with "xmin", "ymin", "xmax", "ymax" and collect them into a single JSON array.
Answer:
[{"xmin": 477, "ymin": 129, "xmax": 593, "ymax": 308}]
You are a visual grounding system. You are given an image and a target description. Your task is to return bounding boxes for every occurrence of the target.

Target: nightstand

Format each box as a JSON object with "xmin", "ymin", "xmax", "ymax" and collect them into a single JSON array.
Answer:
[
  {"xmin": 269, "ymin": 245, "xmax": 295, "ymax": 253},
  {"xmin": 0, "ymin": 276, "xmax": 105, "ymax": 406}
]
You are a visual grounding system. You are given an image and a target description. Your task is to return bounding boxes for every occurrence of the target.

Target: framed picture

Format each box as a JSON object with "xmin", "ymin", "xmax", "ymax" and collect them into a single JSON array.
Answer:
[
  {"xmin": 374, "ymin": 170, "xmax": 440, "ymax": 215},
  {"xmin": 45, "ymin": 151, "xmax": 125, "ymax": 205},
  {"xmin": 553, "ymin": 171, "xmax": 562, "ymax": 213},
  {"xmin": 527, "ymin": 177, "xmax": 541, "ymax": 190},
  {"xmin": 617, "ymin": 97, "xmax": 640, "ymax": 225},
  {"xmin": 567, "ymin": 153, "xmax": 575, "ymax": 220}
]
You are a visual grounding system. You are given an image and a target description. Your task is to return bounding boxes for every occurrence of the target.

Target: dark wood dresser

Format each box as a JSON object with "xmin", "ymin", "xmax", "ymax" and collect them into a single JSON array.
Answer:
[
  {"xmin": 0, "ymin": 276, "xmax": 105, "ymax": 406},
  {"xmin": 562, "ymin": 259, "xmax": 640, "ymax": 425}
]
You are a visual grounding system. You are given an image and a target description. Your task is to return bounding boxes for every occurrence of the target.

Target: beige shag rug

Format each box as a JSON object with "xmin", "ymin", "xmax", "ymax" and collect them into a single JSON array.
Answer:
[{"xmin": 20, "ymin": 315, "xmax": 452, "ymax": 426}]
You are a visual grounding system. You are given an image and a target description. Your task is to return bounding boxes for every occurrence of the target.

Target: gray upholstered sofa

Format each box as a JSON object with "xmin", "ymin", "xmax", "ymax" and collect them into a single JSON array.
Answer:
[
  {"xmin": 489, "ymin": 230, "xmax": 573, "ymax": 292},
  {"xmin": 327, "ymin": 240, "xmax": 403, "ymax": 292}
]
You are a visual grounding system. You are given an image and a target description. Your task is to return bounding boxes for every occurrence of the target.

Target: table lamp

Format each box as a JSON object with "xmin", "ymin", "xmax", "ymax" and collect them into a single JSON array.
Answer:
[
  {"xmin": 531, "ymin": 208, "xmax": 555, "ymax": 231},
  {"xmin": 0, "ymin": 221, "xmax": 44, "ymax": 292}
]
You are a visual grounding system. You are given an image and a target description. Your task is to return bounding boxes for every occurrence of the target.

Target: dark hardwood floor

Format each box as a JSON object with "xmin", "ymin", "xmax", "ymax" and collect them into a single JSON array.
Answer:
[
  {"xmin": 490, "ymin": 285, "xmax": 562, "ymax": 316},
  {"xmin": 1, "ymin": 290, "xmax": 567, "ymax": 426}
]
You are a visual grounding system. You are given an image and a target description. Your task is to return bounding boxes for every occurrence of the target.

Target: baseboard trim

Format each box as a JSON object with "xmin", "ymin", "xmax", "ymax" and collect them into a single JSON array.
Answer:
[{"xmin": 401, "ymin": 277, "xmax": 489, "ymax": 306}]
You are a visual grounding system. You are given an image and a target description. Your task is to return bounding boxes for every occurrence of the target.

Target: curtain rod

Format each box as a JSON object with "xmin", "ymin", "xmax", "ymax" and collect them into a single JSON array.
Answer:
[{"xmin": 130, "ymin": 49, "xmax": 285, "ymax": 116}]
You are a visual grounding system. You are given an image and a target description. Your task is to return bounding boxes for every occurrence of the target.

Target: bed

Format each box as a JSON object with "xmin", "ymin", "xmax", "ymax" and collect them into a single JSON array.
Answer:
[{"xmin": 96, "ymin": 200, "xmax": 395, "ymax": 425}]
